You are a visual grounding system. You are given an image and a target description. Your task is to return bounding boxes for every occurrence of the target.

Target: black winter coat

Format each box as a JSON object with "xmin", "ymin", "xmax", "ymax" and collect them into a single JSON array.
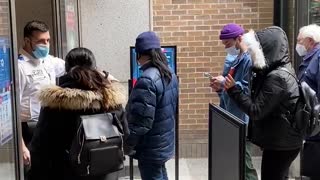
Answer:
[
  {"xmin": 126, "ymin": 62, "xmax": 179, "ymax": 163},
  {"xmin": 227, "ymin": 27, "xmax": 303, "ymax": 150},
  {"xmin": 29, "ymin": 74, "xmax": 127, "ymax": 180}
]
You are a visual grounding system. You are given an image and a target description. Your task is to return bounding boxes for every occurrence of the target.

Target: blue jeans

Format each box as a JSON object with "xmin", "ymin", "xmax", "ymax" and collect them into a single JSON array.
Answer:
[{"xmin": 138, "ymin": 161, "xmax": 168, "ymax": 180}]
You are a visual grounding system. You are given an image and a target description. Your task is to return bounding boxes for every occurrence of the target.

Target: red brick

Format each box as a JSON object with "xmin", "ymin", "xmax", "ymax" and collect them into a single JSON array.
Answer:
[
  {"xmin": 211, "ymin": 4, "xmax": 226, "ymax": 8},
  {"xmin": 171, "ymin": 21, "xmax": 188, "ymax": 26},
  {"xmin": 181, "ymin": 88, "xmax": 196, "ymax": 93},
  {"xmin": 179, "ymin": 4, "xmax": 195, "ymax": 9},
  {"xmin": 156, "ymin": 10, "xmax": 172, "ymax": 16},
  {"xmin": 153, "ymin": 5, "xmax": 164, "ymax": 10},
  {"xmin": 196, "ymin": 87, "xmax": 211, "ymax": 93},
  {"xmin": 194, "ymin": 4, "xmax": 213, "ymax": 9},
  {"xmin": 195, "ymin": 15, "xmax": 211, "ymax": 20},
  {"xmin": 153, "ymin": 26, "xmax": 164, "ymax": 32},
  {"xmin": 172, "ymin": 10, "xmax": 187, "ymax": 15},
  {"xmin": 188, "ymin": 9, "xmax": 203, "ymax": 15},
  {"xmin": 179, "ymin": 57, "xmax": 196, "ymax": 62},
  {"xmin": 164, "ymin": 26, "xmax": 180, "ymax": 31},
  {"xmin": 196, "ymin": 26, "xmax": 211, "ymax": 30},
  {"xmin": 220, "ymin": 8, "xmax": 236, "ymax": 14},
  {"xmin": 227, "ymin": 3, "xmax": 243, "ymax": 8},
  {"xmin": 164, "ymin": 16, "xmax": 180, "ymax": 20},
  {"xmin": 155, "ymin": 21, "xmax": 171, "ymax": 26},
  {"xmin": 180, "ymin": 26, "xmax": 195, "ymax": 31},
  {"xmin": 189, "ymin": 93, "xmax": 205, "ymax": 98},
  {"xmin": 189, "ymin": 51, "xmax": 204, "ymax": 56},
  {"xmin": 180, "ymin": 119, "xmax": 197, "ymax": 124},
  {"xmin": 204, "ymin": 0, "xmax": 219, "ymax": 3},
  {"xmin": 189, "ymin": 104, "xmax": 205, "ymax": 109},
  {"xmin": 180, "ymin": 68, "xmax": 196, "ymax": 73},
  {"xmin": 203, "ymin": 9, "xmax": 219, "ymax": 14},
  {"xmin": 152, "ymin": 0, "xmax": 274, "ymax": 140},
  {"xmin": 163, "ymin": 5, "xmax": 179, "ymax": 10},
  {"xmin": 188, "ymin": 0, "xmax": 204, "ymax": 3},
  {"xmin": 172, "ymin": 0, "xmax": 187, "ymax": 4}
]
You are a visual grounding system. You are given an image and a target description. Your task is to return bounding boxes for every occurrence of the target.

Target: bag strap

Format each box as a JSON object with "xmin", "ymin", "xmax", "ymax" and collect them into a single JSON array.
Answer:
[
  {"xmin": 278, "ymin": 67, "xmax": 300, "ymax": 100},
  {"xmin": 277, "ymin": 67, "xmax": 301, "ymax": 126},
  {"xmin": 110, "ymin": 112, "xmax": 124, "ymax": 135},
  {"xmin": 279, "ymin": 67, "xmax": 298, "ymax": 83}
]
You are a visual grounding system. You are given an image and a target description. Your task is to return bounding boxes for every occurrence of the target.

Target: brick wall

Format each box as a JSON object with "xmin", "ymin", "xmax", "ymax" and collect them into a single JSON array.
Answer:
[{"xmin": 152, "ymin": 0, "xmax": 274, "ymax": 147}]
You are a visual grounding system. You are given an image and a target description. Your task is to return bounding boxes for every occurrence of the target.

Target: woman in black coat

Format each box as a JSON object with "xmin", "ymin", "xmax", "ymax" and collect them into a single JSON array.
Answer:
[
  {"xmin": 225, "ymin": 27, "xmax": 304, "ymax": 180},
  {"xmin": 29, "ymin": 47, "xmax": 127, "ymax": 180}
]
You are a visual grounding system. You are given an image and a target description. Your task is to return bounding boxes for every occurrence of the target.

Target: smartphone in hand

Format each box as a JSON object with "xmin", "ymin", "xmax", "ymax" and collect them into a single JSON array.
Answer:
[
  {"xmin": 204, "ymin": 72, "xmax": 213, "ymax": 79},
  {"xmin": 228, "ymin": 67, "xmax": 235, "ymax": 77}
]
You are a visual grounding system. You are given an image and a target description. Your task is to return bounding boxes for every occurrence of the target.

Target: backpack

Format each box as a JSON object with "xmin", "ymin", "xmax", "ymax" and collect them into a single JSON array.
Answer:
[
  {"xmin": 69, "ymin": 113, "xmax": 125, "ymax": 176},
  {"xmin": 280, "ymin": 67, "xmax": 320, "ymax": 138}
]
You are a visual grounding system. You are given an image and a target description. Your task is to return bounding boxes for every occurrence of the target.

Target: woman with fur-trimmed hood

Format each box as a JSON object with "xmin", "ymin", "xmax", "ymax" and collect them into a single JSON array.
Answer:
[
  {"xmin": 225, "ymin": 27, "xmax": 303, "ymax": 180},
  {"xmin": 29, "ymin": 47, "xmax": 127, "ymax": 180}
]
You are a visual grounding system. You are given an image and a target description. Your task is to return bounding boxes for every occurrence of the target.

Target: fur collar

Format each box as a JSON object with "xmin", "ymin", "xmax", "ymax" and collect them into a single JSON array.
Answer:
[
  {"xmin": 243, "ymin": 30, "xmax": 267, "ymax": 69},
  {"xmin": 39, "ymin": 83, "xmax": 126, "ymax": 111}
]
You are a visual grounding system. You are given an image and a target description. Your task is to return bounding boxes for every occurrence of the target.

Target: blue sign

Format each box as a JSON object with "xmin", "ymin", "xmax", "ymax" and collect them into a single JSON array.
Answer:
[
  {"xmin": 0, "ymin": 37, "xmax": 13, "ymax": 145},
  {"xmin": 130, "ymin": 46, "xmax": 177, "ymax": 86}
]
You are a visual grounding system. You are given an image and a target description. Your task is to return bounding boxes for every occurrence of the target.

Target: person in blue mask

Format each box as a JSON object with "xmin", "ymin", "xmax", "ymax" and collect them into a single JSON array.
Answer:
[
  {"xmin": 210, "ymin": 23, "xmax": 258, "ymax": 180},
  {"xmin": 18, "ymin": 20, "xmax": 65, "ymax": 168}
]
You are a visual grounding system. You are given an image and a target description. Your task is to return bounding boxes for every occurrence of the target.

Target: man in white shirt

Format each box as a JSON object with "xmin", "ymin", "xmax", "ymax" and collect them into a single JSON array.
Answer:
[{"xmin": 18, "ymin": 20, "xmax": 65, "ymax": 166}]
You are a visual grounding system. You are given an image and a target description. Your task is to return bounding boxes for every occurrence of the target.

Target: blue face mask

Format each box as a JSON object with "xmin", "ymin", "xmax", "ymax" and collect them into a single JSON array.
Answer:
[{"xmin": 32, "ymin": 44, "xmax": 49, "ymax": 59}]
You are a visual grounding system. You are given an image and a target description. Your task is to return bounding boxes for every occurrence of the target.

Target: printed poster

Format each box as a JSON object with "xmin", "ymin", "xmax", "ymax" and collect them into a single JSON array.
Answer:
[{"xmin": 0, "ymin": 37, "xmax": 13, "ymax": 145}]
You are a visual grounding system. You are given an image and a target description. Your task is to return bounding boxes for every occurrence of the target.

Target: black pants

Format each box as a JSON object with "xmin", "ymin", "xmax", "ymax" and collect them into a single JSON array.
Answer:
[
  {"xmin": 22, "ymin": 122, "xmax": 37, "ymax": 180},
  {"xmin": 261, "ymin": 148, "xmax": 300, "ymax": 180},
  {"xmin": 22, "ymin": 122, "xmax": 37, "ymax": 145}
]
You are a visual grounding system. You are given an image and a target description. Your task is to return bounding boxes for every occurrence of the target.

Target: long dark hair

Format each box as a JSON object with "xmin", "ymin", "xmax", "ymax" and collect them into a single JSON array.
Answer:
[
  {"xmin": 138, "ymin": 48, "xmax": 172, "ymax": 82},
  {"xmin": 65, "ymin": 47, "xmax": 112, "ymax": 109}
]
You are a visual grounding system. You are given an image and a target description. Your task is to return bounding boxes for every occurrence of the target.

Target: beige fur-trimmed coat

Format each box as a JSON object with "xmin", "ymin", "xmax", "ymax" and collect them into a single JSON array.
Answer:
[{"xmin": 29, "ymin": 75, "xmax": 127, "ymax": 180}]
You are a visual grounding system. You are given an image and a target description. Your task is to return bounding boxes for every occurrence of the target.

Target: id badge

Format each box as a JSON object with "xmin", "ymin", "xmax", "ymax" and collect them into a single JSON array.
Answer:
[{"xmin": 31, "ymin": 69, "xmax": 46, "ymax": 81}]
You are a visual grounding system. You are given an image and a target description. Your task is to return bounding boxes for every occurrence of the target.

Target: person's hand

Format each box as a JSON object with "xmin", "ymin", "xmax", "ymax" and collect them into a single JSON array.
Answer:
[
  {"xmin": 124, "ymin": 145, "xmax": 136, "ymax": 156},
  {"xmin": 210, "ymin": 75, "xmax": 225, "ymax": 91},
  {"xmin": 224, "ymin": 74, "xmax": 236, "ymax": 89},
  {"xmin": 22, "ymin": 143, "xmax": 31, "ymax": 166},
  {"xmin": 210, "ymin": 77, "xmax": 219, "ymax": 91}
]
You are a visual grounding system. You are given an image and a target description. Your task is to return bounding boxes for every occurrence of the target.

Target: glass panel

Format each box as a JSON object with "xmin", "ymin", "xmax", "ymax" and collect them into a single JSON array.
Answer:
[
  {"xmin": 0, "ymin": 1, "xmax": 17, "ymax": 179},
  {"xmin": 60, "ymin": 0, "xmax": 80, "ymax": 58},
  {"xmin": 310, "ymin": 0, "xmax": 320, "ymax": 24}
]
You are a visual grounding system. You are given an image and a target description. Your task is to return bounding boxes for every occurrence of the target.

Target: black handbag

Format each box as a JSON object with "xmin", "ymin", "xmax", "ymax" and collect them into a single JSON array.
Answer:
[{"xmin": 69, "ymin": 113, "xmax": 125, "ymax": 176}]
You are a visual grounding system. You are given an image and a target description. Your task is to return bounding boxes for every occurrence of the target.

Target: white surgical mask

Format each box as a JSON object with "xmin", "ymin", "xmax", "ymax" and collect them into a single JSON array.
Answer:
[
  {"xmin": 225, "ymin": 46, "xmax": 240, "ymax": 56},
  {"xmin": 296, "ymin": 44, "xmax": 307, "ymax": 57}
]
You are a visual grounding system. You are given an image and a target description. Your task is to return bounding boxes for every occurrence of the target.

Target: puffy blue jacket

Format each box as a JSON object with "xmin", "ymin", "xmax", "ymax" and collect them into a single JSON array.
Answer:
[{"xmin": 126, "ymin": 62, "xmax": 179, "ymax": 164}]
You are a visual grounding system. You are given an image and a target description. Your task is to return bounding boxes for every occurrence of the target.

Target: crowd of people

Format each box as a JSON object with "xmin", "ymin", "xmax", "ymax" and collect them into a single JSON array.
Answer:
[
  {"xmin": 211, "ymin": 23, "xmax": 320, "ymax": 180},
  {"xmin": 16, "ymin": 19, "xmax": 320, "ymax": 180},
  {"xmin": 18, "ymin": 20, "xmax": 178, "ymax": 180}
]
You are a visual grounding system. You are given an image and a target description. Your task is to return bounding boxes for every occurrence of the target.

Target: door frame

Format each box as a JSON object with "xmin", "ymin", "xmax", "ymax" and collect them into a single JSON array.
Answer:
[{"xmin": 52, "ymin": 0, "xmax": 81, "ymax": 59}]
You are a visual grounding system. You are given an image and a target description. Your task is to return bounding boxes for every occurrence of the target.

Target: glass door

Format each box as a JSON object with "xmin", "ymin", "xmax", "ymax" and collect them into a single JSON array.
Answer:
[
  {"xmin": 54, "ymin": 0, "xmax": 80, "ymax": 59},
  {"xmin": 0, "ymin": 0, "xmax": 22, "ymax": 179},
  {"xmin": 309, "ymin": 0, "xmax": 320, "ymax": 24}
]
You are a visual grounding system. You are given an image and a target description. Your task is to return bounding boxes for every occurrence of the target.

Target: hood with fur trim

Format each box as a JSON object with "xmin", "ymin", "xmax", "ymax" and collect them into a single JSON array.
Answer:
[
  {"xmin": 243, "ymin": 26, "xmax": 290, "ymax": 71},
  {"xmin": 39, "ymin": 83, "xmax": 126, "ymax": 111}
]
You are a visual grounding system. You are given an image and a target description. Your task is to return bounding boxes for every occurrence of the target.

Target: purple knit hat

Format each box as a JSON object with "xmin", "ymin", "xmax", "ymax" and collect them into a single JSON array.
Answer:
[{"xmin": 219, "ymin": 23, "xmax": 244, "ymax": 40}]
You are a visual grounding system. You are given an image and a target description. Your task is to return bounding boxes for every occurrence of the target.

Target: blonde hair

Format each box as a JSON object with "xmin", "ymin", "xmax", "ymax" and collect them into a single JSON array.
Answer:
[{"xmin": 299, "ymin": 24, "xmax": 320, "ymax": 43}]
